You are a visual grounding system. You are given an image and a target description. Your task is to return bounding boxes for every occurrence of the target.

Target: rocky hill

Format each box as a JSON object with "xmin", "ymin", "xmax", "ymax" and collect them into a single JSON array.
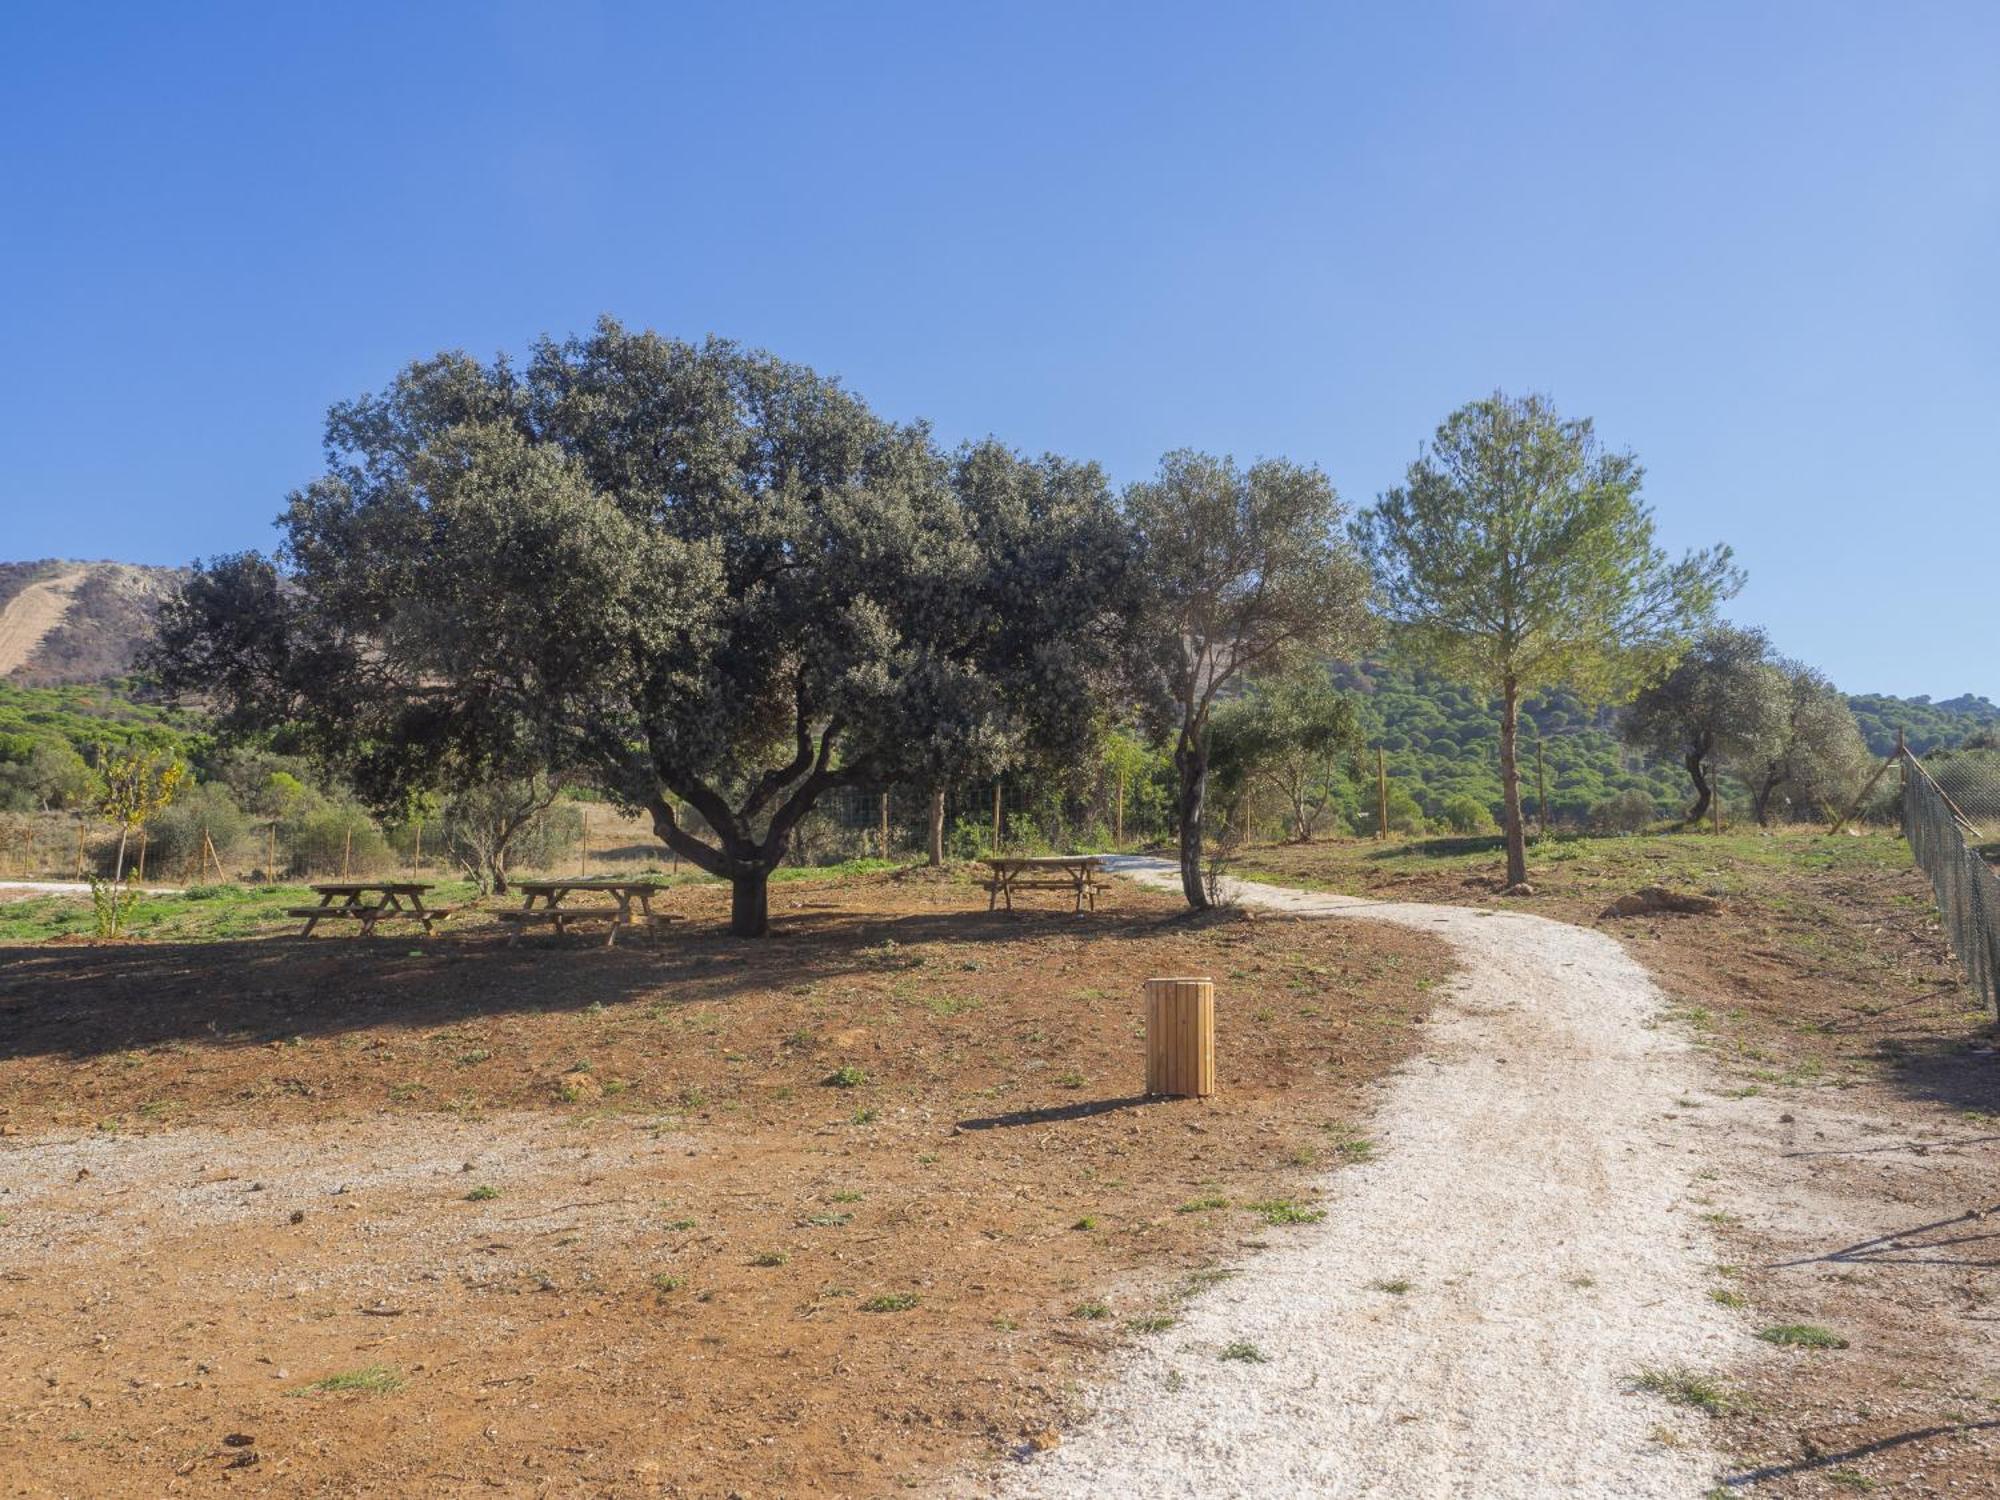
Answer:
[{"xmin": 0, "ymin": 560, "xmax": 186, "ymax": 683}]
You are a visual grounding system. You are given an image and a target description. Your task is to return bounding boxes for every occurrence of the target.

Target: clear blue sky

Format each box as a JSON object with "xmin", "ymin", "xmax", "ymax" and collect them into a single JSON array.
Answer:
[{"xmin": 3, "ymin": 2, "xmax": 1993, "ymax": 698}]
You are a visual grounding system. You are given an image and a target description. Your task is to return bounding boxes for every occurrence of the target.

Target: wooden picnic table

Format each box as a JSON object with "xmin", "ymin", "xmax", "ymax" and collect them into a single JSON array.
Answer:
[
  {"xmin": 289, "ymin": 881, "xmax": 453, "ymax": 938},
  {"xmin": 498, "ymin": 877, "xmax": 674, "ymax": 947},
  {"xmin": 981, "ymin": 855, "xmax": 1108, "ymax": 914}
]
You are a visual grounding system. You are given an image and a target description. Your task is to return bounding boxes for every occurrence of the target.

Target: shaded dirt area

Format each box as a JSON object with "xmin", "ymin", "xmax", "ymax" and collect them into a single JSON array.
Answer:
[
  {"xmin": 1242, "ymin": 832, "xmax": 2000, "ymax": 1497},
  {"xmin": 0, "ymin": 871, "xmax": 1448, "ymax": 1497}
]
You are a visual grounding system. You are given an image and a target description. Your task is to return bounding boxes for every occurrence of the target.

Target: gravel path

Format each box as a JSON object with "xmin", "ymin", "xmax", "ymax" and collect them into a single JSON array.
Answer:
[{"xmin": 987, "ymin": 859, "xmax": 1737, "ymax": 1499}]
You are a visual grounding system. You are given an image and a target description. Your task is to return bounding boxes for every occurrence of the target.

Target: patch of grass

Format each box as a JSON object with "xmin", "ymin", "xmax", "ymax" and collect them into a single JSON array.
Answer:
[
  {"xmin": 1632, "ymin": 1366, "xmax": 1733, "ymax": 1415},
  {"xmin": 1069, "ymin": 1300, "xmax": 1110, "ymax": 1320},
  {"xmin": 1071, "ymin": 1215, "xmax": 1098, "ymax": 1231},
  {"xmin": 823, "ymin": 1064, "xmax": 867, "ymax": 1088},
  {"xmin": 464, "ymin": 1185, "xmax": 500, "ymax": 1202},
  {"xmin": 804, "ymin": 1211, "xmax": 852, "ymax": 1227},
  {"xmin": 1709, "ymin": 1288, "xmax": 1748, "ymax": 1309},
  {"xmin": 1176, "ymin": 1195, "xmax": 1229, "ymax": 1214},
  {"xmin": 650, "ymin": 1273, "xmax": 684, "ymax": 1294},
  {"xmin": 1756, "ymin": 1323, "xmax": 1848, "ymax": 1349},
  {"xmin": 1127, "ymin": 1313, "xmax": 1177, "ymax": 1333},
  {"xmin": 1218, "ymin": 1340, "xmax": 1268, "ymax": 1363},
  {"xmin": 1371, "ymin": 1277, "xmax": 1413, "ymax": 1295},
  {"xmin": 1246, "ymin": 1197, "xmax": 1325, "ymax": 1227},
  {"xmin": 829, "ymin": 1190, "xmax": 864, "ymax": 1203},
  {"xmin": 862, "ymin": 1292, "xmax": 919, "ymax": 1313},
  {"xmin": 849, "ymin": 1107, "xmax": 879, "ymax": 1125},
  {"xmin": 750, "ymin": 1250, "xmax": 790, "ymax": 1267},
  {"xmin": 303, "ymin": 1365, "xmax": 402, "ymax": 1395}
]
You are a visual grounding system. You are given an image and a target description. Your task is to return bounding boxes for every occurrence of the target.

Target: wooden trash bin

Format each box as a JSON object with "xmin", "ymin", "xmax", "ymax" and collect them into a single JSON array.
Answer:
[{"xmin": 1144, "ymin": 977, "xmax": 1215, "ymax": 1098}]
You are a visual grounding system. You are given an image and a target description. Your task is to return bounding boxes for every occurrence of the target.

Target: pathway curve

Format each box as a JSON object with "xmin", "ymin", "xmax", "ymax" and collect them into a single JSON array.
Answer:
[{"xmin": 987, "ymin": 859, "xmax": 1738, "ymax": 1500}]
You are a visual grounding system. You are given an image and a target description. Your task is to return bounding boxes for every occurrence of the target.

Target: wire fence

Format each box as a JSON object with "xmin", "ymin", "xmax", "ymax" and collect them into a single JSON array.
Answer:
[{"xmin": 1900, "ymin": 746, "xmax": 2000, "ymax": 1020}]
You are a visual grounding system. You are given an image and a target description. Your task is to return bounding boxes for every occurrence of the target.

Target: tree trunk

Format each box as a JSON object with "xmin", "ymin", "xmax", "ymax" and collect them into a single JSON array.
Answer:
[
  {"xmin": 730, "ymin": 869, "xmax": 771, "ymax": 938},
  {"xmin": 1752, "ymin": 773, "xmax": 1780, "ymax": 827},
  {"xmin": 1684, "ymin": 750, "xmax": 1713, "ymax": 825},
  {"xmin": 1176, "ymin": 740, "xmax": 1209, "ymax": 911},
  {"xmin": 1499, "ymin": 678, "xmax": 1527, "ymax": 888},
  {"xmin": 113, "ymin": 825, "xmax": 130, "ymax": 885},
  {"xmin": 489, "ymin": 854, "xmax": 510, "ymax": 897},
  {"xmin": 927, "ymin": 787, "xmax": 945, "ymax": 867}
]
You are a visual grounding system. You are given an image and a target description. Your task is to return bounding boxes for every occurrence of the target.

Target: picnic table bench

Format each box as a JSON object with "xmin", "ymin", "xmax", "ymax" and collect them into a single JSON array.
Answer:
[
  {"xmin": 498, "ymin": 878, "xmax": 675, "ymax": 947},
  {"xmin": 981, "ymin": 855, "xmax": 1108, "ymax": 914},
  {"xmin": 288, "ymin": 882, "xmax": 455, "ymax": 937}
]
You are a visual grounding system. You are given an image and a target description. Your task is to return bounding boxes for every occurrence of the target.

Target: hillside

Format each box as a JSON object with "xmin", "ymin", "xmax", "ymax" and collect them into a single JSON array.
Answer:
[
  {"xmin": 0, "ymin": 560, "xmax": 185, "ymax": 683},
  {"xmin": 1339, "ymin": 661, "xmax": 2000, "ymax": 828}
]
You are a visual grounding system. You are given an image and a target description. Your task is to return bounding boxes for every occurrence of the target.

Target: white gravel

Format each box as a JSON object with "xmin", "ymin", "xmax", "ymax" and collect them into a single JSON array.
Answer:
[{"xmin": 983, "ymin": 859, "xmax": 1740, "ymax": 1500}]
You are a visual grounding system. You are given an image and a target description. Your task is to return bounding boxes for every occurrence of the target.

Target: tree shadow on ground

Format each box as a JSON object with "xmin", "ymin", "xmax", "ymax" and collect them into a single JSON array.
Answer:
[
  {"xmin": 1765, "ymin": 1204, "xmax": 2000, "ymax": 1271},
  {"xmin": 1360, "ymin": 835, "xmax": 1506, "ymax": 861},
  {"xmin": 1868, "ymin": 1034, "xmax": 2000, "ymax": 1116},
  {"xmin": 0, "ymin": 901, "xmax": 1227, "ymax": 1065},
  {"xmin": 955, "ymin": 1096, "xmax": 1154, "ymax": 1131},
  {"xmin": 1721, "ymin": 1418, "xmax": 2000, "ymax": 1487}
]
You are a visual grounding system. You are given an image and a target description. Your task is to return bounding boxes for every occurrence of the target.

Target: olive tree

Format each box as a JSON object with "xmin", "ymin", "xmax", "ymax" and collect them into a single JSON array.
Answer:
[
  {"xmin": 151, "ymin": 320, "xmax": 1134, "ymax": 935},
  {"xmin": 1621, "ymin": 623, "xmax": 1787, "ymax": 823},
  {"xmin": 1126, "ymin": 451, "xmax": 1371, "ymax": 909},
  {"xmin": 1361, "ymin": 393, "xmax": 1739, "ymax": 888},
  {"xmin": 1221, "ymin": 668, "xmax": 1363, "ymax": 842},
  {"xmin": 1742, "ymin": 660, "xmax": 1870, "ymax": 825}
]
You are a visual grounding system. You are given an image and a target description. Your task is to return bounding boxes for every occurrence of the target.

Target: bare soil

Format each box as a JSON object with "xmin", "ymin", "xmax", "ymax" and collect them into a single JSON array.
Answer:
[
  {"xmin": 0, "ymin": 568, "xmax": 85, "ymax": 678},
  {"xmin": 0, "ymin": 871, "xmax": 1448, "ymax": 1497}
]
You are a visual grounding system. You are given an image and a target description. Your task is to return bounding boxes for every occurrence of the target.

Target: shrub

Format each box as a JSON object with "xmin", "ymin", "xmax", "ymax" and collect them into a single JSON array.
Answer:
[
  {"xmin": 1438, "ymin": 793, "xmax": 1494, "ymax": 834},
  {"xmin": 1589, "ymin": 789, "xmax": 1657, "ymax": 835},
  {"xmin": 141, "ymin": 781, "xmax": 251, "ymax": 877},
  {"xmin": 282, "ymin": 803, "xmax": 393, "ymax": 877}
]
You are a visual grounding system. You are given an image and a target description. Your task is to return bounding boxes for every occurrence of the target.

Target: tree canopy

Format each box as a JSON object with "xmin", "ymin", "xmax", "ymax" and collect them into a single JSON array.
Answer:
[
  {"xmin": 1621, "ymin": 623, "xmax": 1787, "ymax": 823},
  {"xmin": 1125, "ymin": 450, "xmax": 1372, "ymax": 906},
  {"xmin": 152, "ymin": 320, "xmax": 1137, "ymax": 934},
  {"xmin": 1361, "ymin": 392, "xmax": 1740, "ymax": 885}
]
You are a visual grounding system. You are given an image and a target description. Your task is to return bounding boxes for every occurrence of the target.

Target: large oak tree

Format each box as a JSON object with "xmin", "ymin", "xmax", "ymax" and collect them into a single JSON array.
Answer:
[{"xmin": 152, "ymin": 320, "xmax": 1135, "ymax": 935}]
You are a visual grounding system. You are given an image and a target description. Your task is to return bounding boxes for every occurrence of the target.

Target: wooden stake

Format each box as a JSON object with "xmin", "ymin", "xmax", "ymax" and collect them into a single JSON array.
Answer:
[
  {"xmin": 137, "ymin": 826, "xmax": 148, "ymax": 882},
  {"xmin": 1144, "ymin": 977, "xmax": 1216, "ymax": 1098},
  {"xmin": 1711, "ymin": 766, "xmax": 1722, "ymax": 836},
  {"xmin": 1535, "ymin": 739, "xmax": 1549, "ymax": 840},
  {"xmin": 879, "ymin": 791, "xmax": 890, "ymax": 860},
  {"xmin": 267, "ymin": 823, "xmax": 277, "ymax": 883},
  {"xmin": 1376, "ymin": 748, "xmax": 1389, "ymax": 841},
  {"xmin": 1114, "ymin": 768, "xmax": 1125, "ymax": 849},
  {"xmin": 413, "ymin": 820, "xmax": 422, "ymax": 873},
  {"xmin": 341, "ymin": 825, "xmax": 352, "ymax": 879},
  {"xmin": 74, "ymin": 818, "xmax": 86, "ymax": 881},
  {"xmin": 579, "ymin": 805, "xmax": 589, "ymax": 876},
  {"xmin": 992, "ymin": 781, "xmax": 1002, "ymax": 853}
]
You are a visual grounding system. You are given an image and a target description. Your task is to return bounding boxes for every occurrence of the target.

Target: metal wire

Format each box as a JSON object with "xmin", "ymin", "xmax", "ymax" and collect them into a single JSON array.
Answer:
[{"xmin": 1901, "ymin": 751, "xmax": 2000, "ymax": 1020}]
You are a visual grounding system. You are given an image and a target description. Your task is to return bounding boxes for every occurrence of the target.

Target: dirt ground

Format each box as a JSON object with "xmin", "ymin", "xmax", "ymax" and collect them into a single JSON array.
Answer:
[
  {"xmin": 1243, "ymin": 832, "xmax": 2000, "ymax": 1497},
  {"xmin": 0, "ymin": 870, "xmax": 1449, "ymax": 1498}
]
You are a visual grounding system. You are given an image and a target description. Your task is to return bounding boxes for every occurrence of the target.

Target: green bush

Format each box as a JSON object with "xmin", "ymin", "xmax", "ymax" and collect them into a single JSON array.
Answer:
[
  {"xmin": 282, "ymin": 804, "xmax": 393, "ymax": 877},
  {"xmin": 1438, "ymin": 793, "xmax": 1494, "ymax": 834},
  {"xmin": 142, "ymin": 781, "xmax": 251, "ymax": 876}
]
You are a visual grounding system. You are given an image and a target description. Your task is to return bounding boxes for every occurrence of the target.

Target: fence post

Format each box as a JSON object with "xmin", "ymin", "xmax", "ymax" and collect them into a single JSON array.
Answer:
[
  {"xmin": 1114, "ymin": 768, "xmax": 1125, "ymax": 849},
  {"xmin": 136, "ymin": 827, "xmax": 148, "ymax": 882},
  {"xmin": 267, "ymin": 823, "xmax": 277, "ymax": 883},
  {"xmin": 992, "ymin": 781, "xmax": 1002, "ymax": 853},
  {"xmin": 74, "ymin": 817, "xmax": 86, "ymax": 881},
  {"xmin": 1535, "ymin": 740, "xmax": 1548, "ymax": 840},
  {"xmin": 1376, "ymin": 749, "xmax": 1388, "ymax": 841},
  {"xmin": 879, "ymin": 791, "xmax": 890, "ymax": 860},
  {"xmin": 341, "ymin": 826, "xmax": 351, "ymax": 880},
  {"xmin": 1711, "ymin": 766, "xmax": 1722, "ymax": 836},
  {"xmin": 579, "ymin": 805, "xmax": 589, "ymax": 876}
]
